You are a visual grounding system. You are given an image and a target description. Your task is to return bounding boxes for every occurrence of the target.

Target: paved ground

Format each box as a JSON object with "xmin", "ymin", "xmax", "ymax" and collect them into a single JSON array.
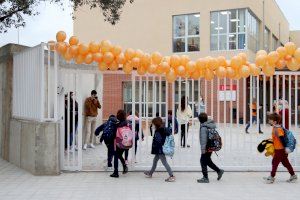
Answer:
[{"xmin": 0, "ymin": 158, "xmax": 299, "ymax": 200}]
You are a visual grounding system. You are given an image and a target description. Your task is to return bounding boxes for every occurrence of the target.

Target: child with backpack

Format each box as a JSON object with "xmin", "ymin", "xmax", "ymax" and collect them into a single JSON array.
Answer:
[
  {"xmin": 264, "ymin": 113, "xmax": 297, "ymax": 184},
  {"xmin": 110, "ymin": 110, "xmax": 134, "ymax": 178},
  {"xmin": 144, "ymin": 117, "xmax": 176, "ymax": 182},
  {"xmin": 198, "ymin": 113, "xmax": 224, "ymax": 183},
  {"xmin": 94, "ymin": 115, "xmax": 118, "ymax": 170}
]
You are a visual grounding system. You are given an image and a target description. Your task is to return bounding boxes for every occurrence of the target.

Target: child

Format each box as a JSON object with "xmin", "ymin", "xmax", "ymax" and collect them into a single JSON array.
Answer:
[
  {"xmin": 167, "ymin": 110, "xmax": 178, "ymax": 134},
  {"xmin": 144, "ymin": 117, "xmax": 176, "ymax": 182},
  {"xmin": 198, "ymin": 113, "xmax": 224, "ymax": 183},
  {"xmin": 94, "ymin": 115, "xmax": 118, "ymax": 170},
  {"xmin": 264, "ymin": 113, "xmax": 297, "ymax": 184}
]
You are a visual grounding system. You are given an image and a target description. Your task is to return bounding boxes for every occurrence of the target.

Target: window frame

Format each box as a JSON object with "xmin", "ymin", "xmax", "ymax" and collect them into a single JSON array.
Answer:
[
  {"xmin": 264, "ymin": 26, "xmax": 270, "ymax": 52},
  {"xmin": 272, "ymin": 34, "xmax": 279, "ymax": 51},
  {"xmin": 172, "ymin": 13, "xmax": 200, "ymax": 53}
]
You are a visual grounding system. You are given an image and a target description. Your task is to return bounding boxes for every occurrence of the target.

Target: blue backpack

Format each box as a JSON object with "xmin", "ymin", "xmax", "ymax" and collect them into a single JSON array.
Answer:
[
  {"xmin": 102, "ymin": 118, "xmax": 117, "ymax": 145},
  {"xmin": 282, "ymin": 128, "xmax": 297, "ymax": 153},
  {"xmin": 163, "ymin": 134, "xmax": 175, "ymax": 157}
]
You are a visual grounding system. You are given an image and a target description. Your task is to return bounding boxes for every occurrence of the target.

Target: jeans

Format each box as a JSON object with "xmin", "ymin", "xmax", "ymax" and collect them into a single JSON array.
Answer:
[
  {"xmin": 149, "ymin": 154, "xmax": 173, "ymax": 177},
  {"xmin": 113, "ymin": 147, "xmax": 126, "ymax": 174},
  {"xmin": 107, "ymin": 143, "xmax": 114, "ymax": 167},
  {"xmin": 181, "ymin": 124, "xmax": 188, "ymax": 147},
  {"xmin": 271, "ymin": 149, "xmax": 295, "ymax": 177},
  {"xmin": 85, "ymin": 116, "xmax": 97, "ymax": 145},
  {"xmin": 245, "ymin": 116, "xmax": 262, "ymax": 132},
  {"xmin": 200, "ymin": 152, "xmax": 220, "ymax": 179}
]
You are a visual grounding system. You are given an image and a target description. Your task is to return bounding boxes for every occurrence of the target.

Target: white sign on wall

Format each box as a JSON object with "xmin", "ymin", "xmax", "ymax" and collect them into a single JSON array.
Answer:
[{"xmin": 218, "ymin": 85, "xmax": 237, "ymax": 101}]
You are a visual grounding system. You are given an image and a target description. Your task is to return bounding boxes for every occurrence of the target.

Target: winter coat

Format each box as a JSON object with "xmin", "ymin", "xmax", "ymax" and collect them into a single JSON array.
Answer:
[
  {"xmin": 199, "ymin": 120, "xmax": 217, "ymax": 154},
  {"xmin": 151, "ymin": 127, "xmax": 170, "ymax": 155},
  {"xmin": 177, "ymin": 105, "xmax": 192, "ymax": 124},
  {"xmin": 95, "ymin": 116, "xmax": 118, "ymax": 145}
]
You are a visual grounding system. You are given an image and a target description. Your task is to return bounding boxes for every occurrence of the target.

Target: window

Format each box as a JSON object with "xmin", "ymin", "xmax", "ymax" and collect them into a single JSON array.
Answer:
[
  {"xmin": 123, "ymin": 81, "xmax": 167, "ymax": 118},
  {"xmin": 210, "ymin": 9, "xmax": 246, "ymax": 51},
  {"xmin": 246, "ymin": 10, "xmax": 260, "ymax": 52},
  {"xmin": 264, "ymin": 27, "xmax": 270, "ymax": 52},
  {"xmin": 272, "ymin": 35, "xmax": 279, "ymax": 51},
  {"xmin": 173, "ymin": 14, "xmax": 200, "ymax": 52}
]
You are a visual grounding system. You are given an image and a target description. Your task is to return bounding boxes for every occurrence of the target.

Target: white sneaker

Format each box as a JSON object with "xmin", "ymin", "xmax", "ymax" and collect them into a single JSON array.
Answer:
[
  {"xmin": 106, "ymin": 167, "xmax": 113, "ymax": 172},
  {"xmin": 287, "ymin": 175, "xmax": 298, "ymax": 183},
  {"xmin": 263, "ymin": 176, "xmax": 275, "ymax": 184},
  {"xmin": 83, "ymin": 144, "xmax": 87, "ymax": 150},
  {"xmin": 89, "ymin": 144, "xmax": 95, "ymax": 148}
]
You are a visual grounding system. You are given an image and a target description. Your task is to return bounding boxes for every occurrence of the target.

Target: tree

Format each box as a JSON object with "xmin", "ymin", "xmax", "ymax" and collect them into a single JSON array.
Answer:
[{"xmin": 0, "ymin": 0, "xmax": 134, "ymax": 33}]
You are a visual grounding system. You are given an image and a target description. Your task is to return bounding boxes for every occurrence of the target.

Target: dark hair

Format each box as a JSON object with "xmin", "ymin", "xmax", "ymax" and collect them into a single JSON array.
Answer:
[
  {"xmin": 109, "ymin": 114, "xmax": 116, "ymax": 118},
  {"xmin": 152, "ymin": 117, "xmax": 163, "ymax": 129},
  {"xmin": 268, "ymin": 113, "xmax": 281, "ymax": 124},
  {"xmin": 91, "ymin": 90, "xmax": 97, "ymax": 95},
  {"xmin": 117, "ymin": 110, "xmax": 126, "ymax": 122},
  {"xmin": 168, "ymin": 110, "xmax": 172, "ymax": 115},
  {"xmin": 198, "ymin": 112, "xmax": 208, "ymax": 123},
  {"xmin": 181, "ymin": 96, "xmax": 186, "ymax": 111}
]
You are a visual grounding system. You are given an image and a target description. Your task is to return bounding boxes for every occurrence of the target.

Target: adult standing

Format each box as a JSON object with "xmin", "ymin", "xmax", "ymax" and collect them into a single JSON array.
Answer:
[
  {"xmin": 64, "ymin": 92, "xmax": 78, "ymax": 151},
  {"xmin": 83, "ymin": 90, "xmax": 101, "ymax": 150},
  {"xmin": 177, "ymin": 96, "xmax": 192, "ymax": 148}
]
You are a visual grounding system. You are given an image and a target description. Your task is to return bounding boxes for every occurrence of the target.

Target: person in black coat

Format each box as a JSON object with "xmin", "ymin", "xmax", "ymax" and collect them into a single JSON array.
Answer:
[
  {"xmin": 144, "ymin": 117, "xmax": 175, "ymax": 182},
  {"xmin": 64, "ymin": 92, "xmax": 78, "ymax": 150}
]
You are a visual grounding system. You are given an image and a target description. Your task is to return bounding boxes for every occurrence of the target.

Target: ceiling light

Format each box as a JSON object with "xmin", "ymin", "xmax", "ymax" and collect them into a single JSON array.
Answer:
[{"xmin": 194, "ymin": 14, "xmax": 200, "ymax": 18}]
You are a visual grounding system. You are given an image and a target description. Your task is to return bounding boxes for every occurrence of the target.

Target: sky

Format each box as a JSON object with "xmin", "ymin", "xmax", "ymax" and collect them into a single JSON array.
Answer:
[{"xmin": 0, "ymin": 0, "xmax": 300, "ymax": 47}]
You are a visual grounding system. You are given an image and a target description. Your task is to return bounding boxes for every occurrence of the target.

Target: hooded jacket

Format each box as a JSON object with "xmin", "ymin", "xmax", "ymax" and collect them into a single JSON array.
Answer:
[{"xmin": 199, "ymin": 120, "xmax": 217, "ymax": 154}]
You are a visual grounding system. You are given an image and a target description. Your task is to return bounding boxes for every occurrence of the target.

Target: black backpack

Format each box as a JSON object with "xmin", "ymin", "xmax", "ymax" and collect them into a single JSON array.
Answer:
[{"xmin": 202, "ymin": 126, "xmax": 222, "ymax": 152}]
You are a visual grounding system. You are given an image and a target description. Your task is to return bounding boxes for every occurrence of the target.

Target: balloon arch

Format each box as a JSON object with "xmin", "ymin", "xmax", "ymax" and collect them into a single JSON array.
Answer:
[{"xmin": 49, "ymin": 31, "xmax": 300, "ymax": 82}]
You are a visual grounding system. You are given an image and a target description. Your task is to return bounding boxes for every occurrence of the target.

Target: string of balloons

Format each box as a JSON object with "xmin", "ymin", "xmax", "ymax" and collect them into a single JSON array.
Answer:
[{"xmin": 49, "ymin": 31, "xmax": 300, "ymax": 82}]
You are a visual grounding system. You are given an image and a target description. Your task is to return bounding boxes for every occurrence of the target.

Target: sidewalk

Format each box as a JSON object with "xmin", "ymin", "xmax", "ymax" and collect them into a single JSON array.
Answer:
[{"xmin": 0, "ymin": 159, "xmax": 299, "ymax": 200}]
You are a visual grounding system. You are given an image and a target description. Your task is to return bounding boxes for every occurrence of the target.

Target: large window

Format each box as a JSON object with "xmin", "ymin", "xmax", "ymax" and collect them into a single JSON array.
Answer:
[
  {"xmin": 264, "ymin": 27, "xmax": 270, "ymax": 52},
  {"xmin": 246, "ymin": 10, "xmax": 260, "ymax": 52},
  {"xmin": 210, "ymin": 9, "xmax": 246, "ymax": 51},
  {"xmin": 173, "ymin": 14, "xmax": 200, "ymax": 53},
  {"xmin": 272, "ymin": 34, "xmax": 279, "ymax": 51}
]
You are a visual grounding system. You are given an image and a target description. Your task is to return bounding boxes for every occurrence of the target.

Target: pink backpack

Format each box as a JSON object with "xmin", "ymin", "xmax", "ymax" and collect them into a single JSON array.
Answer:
[{"xmin": 116, "ymin": 125, "xmax": 134, "ymax": 149}]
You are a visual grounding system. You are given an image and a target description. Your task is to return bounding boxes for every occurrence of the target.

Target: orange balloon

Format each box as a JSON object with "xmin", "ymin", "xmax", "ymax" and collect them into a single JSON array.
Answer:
[
  {"xmin": 89, "ymin": 42, "xmax": 100, "ymax": 53},
  {"xmin": 151, "ymin": 52, "xmax": 163, "ymax": 65},
  {"xmin": 160, "ymin": 61, "xmax": 170, "ymax": 73},
  {"xmin": 93, "ymin": 52, "xmax": 103, "ymax": 63},
  {"xmin": 163, "ymin": 56, "xmax": 171, "ymax": 64},
  {"xmin": 284, "ymin": 55, "xmax": 292, "ymax": 62},
  {"xmin": 137, "ymin": 66, "xmax": 147, "ymax": 75},
  {"xmin": 78, "ymin": 44, "xmax": 89, "ymax": 56},
  {"xmin": 170, "ymin": 55, "xmax": 181, "ymax": 68},
  {"xmin": 112, "ymin": 45, "xmax": 122, "ymax": 56},
  {"xmin": 55, "ymin": 42, "xmax": 67, "ymax": 54},
  {"xmin": 148, "ymin": 64, "xmax": 157, "ymax": 74},
  {"xmin": 100, "ymin": 40, "xmax": 112, "ymax": 53},
  {"xmin": 56, "ymin": 31, "xmax": 66, "ymax": 42},
  {"xmin": 231, "ymin": 56, "xmax": 243, "ymax": 69},
  {"xmin": 186, "ymin": 61, "xmax": 196, "ymax": 73},
  {"xmin": 294, "ymin": 48, "xmax": 300, "ymax": 63},
  {"xmin": 180, "ymin": 55, "xmax": 190, "ymax": 66},
  {"xmin": 238, "ymin": 53, "xmax": 247, "ymax": 65},
  {"xmin": 287, "ymin": 58, "xmax": 300, "ymax": 71},
  {"xmin": 103, "ymin": 52, "xmax": 114, "ymax": 64},
  {"xmin": 217, "ymin": 56, "xmax": 227, "ymax": 67},
  {"xmin": 176, "ymin": 65, "xmax": 186, "ymax": 77},
  {"xmin": 262, "ymin": 65, "xmax": 275, "ymax": 77},
  {"xmin": 207, "ymin": 57, "xmax": 218, "ymax": 70},
  {"xmin": 284, "ymin": 42, "xmax": 297, "ymax": 56},
  {"xmin": 256, "ymin": 50, "xmax": 268, "ymax": 56},
  {"xmin": 135, "ymin": 49, "xmax": 144, "ymax": 59},
  {"xmin": 125, "ymin": 48, "xmax": 135, "ymax": 60},
  {"xmin": 276, "ymin": 46, "xmax": 287, "ymax": 59},
  {"xmin": 84, "ymin": 53, "xmax": 93, "ymax": 64},
  {"xmin": 123, "ymin": 62, "xmax": 133, "ymax": 74},
  {"xmin": 191, "ymin": 70, "xmax": 200, "ymax": 80},
  {"xmin": 196, "ymin": 58, "xmax": 207, "ymax": 70},
  {"xmin": 216, "ymin": 66, "xmax": 226, "ymax": 79},
  {"xmin": 204, "ymin": 69, "xmax": 214, "ymax": 81},
  {"xmin": 69, "ymin": 36, "xmax": 79, "ymax": 46},
  {"xmin": 109, "ymin": 61, "xmax": 119, "ymax": 71},
  {"xmin": 131, "ymin": 57, "xmax": 140, "ymax": 68},
  {"xmin": 141, "ymin": 53, "xmax": 151, "ymax": 67},
  {"xmin": 275, "ymin": 59, "xmax": 286, "ymax": 70},
  {"xmin": 239, "ymin": 65, "xmax": 250, "ymax": 78},
  {"xmin": 226, "ymin": 67, "xmax": 235, "ymax": 79},
  {"xmin": 166, "ymin": 68, "xmax": 177, "ymax": 83},
  {"xmin": 249, "ymin": 64, "xmax": 261, "ymax": 76},
  {"xmin": 98, "ymin": 62, "xmax": 108, "ymax": 71},
  {"xmin": 47, "ymin": 40, "xmax": 56, "ymax": 51},
  {"xmin": 63, "ymin": 48, "xmax": 72, "ymax": 61},
  {"xmin": 255, "ymin": 54, "xmax": 267, "ymax": 67},
  {"xmin": 75, "ymin": 54, "xmax": 84, "ymax": 64},
  {"xmin": 116, "ymin": 53, "xmax": 126, "ymax": 65},
  {"xmin": 69, "ymin": 45, "xmax": 79, "ymax": 57},
  {"xmin": 267, "ymin": 51, "xmax": 279, "ymax": 65}
]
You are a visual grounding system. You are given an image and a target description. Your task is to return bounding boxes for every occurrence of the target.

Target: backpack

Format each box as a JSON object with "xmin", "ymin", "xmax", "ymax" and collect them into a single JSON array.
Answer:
[
  {"xmin": 102, "ymin": 120, "xmax": 116, "ymax": 145},
  {"xmin": 163, "ymin": 134, "xmax": 175, "ymax": 157},
  {"xmin": 116, "ymin": 125, "xmax": 134, "ymax": 149},
  {"xmin": 202, "ymin": 126, "xmax": 222, "ymax": 152},
  {"xmin": 282, "ymin": 128, "xmax": 297, "ymax": 153}
]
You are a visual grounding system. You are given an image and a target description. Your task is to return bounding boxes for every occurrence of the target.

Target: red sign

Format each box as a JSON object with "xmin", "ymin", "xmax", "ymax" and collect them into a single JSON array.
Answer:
[{"xmin": 219, "ymin": 85, "xmax": 237, "ymax": 91}]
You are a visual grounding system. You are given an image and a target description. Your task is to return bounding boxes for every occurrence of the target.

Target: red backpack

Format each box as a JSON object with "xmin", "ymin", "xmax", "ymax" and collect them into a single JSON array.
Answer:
[{"xmin": 116, "ymin": 125, "xmax": 134, "ymax": 149}]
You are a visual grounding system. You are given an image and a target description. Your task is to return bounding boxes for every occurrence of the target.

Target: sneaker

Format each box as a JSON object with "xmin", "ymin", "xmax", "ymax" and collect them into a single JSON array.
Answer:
[
  {"xmin": 110, "ymin": 173, "xmax": 119, "ymax": 178},
  {"xmin": 165, "ymin": 176, "xmax": 176, "ymax": 182},
  {"xmin": 106, "ymin": 167, "xmax": 113, "ymax": 172},
  {"xmin": 263, "ymin": 176, "xmax": 275, "ymax": 184},
  {"xmin": 217, "ymin": 169, "xmax": 224, "ymax": 181},
  {"xmin": 259, "ymin": 131, "xmax": 264, "ymax": 134},
  {"xmin": 245, "ymin": 130, "xmax": 249, "ymax": 134},
  {"xmin": 144, "ymin": 171, "xmax": 152, "ymax": 178},
  {"xmin": 123, "ymin": 166, "xmax": 128, "ymax": 174},
  {"xmin": 197, "ymin": 177, "xmax": 209, "ymax": 183},
  {"xmin": 89, "ymin": 144, "xmax": 95, "ymax": 148},
  {"xmin": 83, "ymin": 144, "xmax": 87, "ymax": 150},
  {"xmin": 187, "ymin": 145, "xmax": 191, "ymax": 148},
  {"xmin": 287, "ymin": 175, "xmax": 298, "ymax": 183}
]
